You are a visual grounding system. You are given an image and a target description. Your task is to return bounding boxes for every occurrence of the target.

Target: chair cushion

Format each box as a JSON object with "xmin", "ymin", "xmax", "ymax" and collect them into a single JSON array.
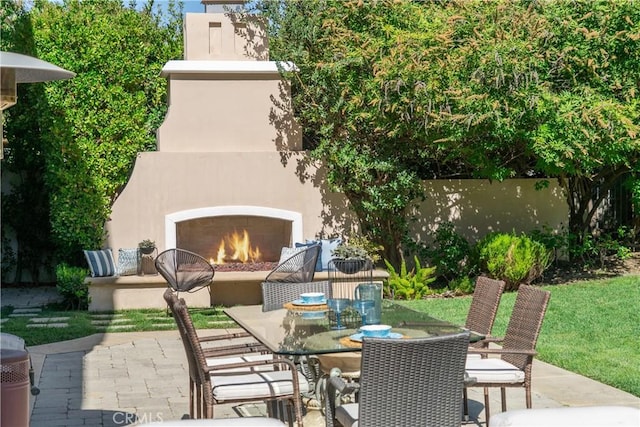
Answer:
[
  {"xmin": 206, "ymin": 353, "xmax": 274, "ymax": 373},
  {"xmin": 212, "ymin": 370, "xmax": 310, "ymax": 401},
  {"xmin": 465, "ymin": 357, "xmax": 525, "ymax": 384},
  {"xmin": 83, "ymin": 249, "xmax": 116, "ymax": 277},
  {"xmin": 117, "ymin": 248, "xmax": 138, "ymax": 276},
  {"xmin": 335, "ymin": 402, "xmax": 359, "ymax": 427},
  {"xmin": 490, "ymin": 406, "xmax": 640, "ymax": 427},
  {"xmin": 295, "ymin": 241, "xmax": 322, "ymax": 272}
]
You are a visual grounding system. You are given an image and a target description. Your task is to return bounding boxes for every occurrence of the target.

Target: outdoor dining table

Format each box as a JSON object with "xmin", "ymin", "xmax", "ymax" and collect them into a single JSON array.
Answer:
[{"xmin": 224, "ymin": 300, "xmax": 483, "ymax": 356}]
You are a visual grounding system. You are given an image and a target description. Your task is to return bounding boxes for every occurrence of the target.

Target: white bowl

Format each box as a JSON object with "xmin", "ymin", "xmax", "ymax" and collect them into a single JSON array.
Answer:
[
  {"xmin": 360, "ymin": 324, "xmax": 392, "ymax": 338},
  {"xmin": 300, "ymin": 292, "xmax": 325, "ymax": 304}
]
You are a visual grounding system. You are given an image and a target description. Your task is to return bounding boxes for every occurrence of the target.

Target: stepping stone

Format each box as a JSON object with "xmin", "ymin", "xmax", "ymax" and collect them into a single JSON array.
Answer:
[
  {"xmin": 27, "ymin": 323, "xmax": 68, "ymax": 328},
  {"xmin": 0, "ymin": 318, "xmax": 8, "ymax": 324},
  {"xmin": 90, "ymin": 318, "xmax": 131, "ymax": 325},
  {"xmin": 12, "ymin": 308, "xmax": 42, "ymax": 314},
  {"xmin": 8, "ymin": 313, "xmax": 34, "ymax": 317},
  {"xmin": 29, "ymin": 317, "xmax": 70, "ymax": 323},
  {"xmin": 104, "ymin": 324, "xmax": 135, "ymax": 329},
  {"xmin": 91, "ymin": 314, "xmax": 120, "ymax": 319}
]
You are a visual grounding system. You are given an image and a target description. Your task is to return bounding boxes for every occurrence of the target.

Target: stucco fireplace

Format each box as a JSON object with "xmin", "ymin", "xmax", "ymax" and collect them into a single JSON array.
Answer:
[{"xmin": 95, "ymin": 3, "xmax": 351, "ymax": 310}]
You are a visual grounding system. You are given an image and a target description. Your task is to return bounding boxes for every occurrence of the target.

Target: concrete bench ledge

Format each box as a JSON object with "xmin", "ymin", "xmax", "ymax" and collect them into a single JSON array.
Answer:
[{"xmin": 86, "ymin": 269, "xmax": 389, "ymax": 312}]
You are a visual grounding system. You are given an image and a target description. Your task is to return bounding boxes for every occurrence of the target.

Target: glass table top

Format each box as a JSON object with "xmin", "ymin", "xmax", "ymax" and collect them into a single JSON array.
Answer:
[{"xmin": 224, "ymin": 300, "xmax": 481, "ymax": 356}]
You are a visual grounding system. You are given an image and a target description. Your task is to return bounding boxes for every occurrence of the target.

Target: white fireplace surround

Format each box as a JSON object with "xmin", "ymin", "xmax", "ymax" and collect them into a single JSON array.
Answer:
[{"xmin": 164, "ymin": 205, "xmax": 303, "ymax": 250}]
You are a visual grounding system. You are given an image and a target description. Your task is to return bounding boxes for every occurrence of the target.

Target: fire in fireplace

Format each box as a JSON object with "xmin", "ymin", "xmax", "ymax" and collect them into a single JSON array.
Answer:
[{"xmin": 211, "ymin": 229, "xmax": 263, "ymax": 265}]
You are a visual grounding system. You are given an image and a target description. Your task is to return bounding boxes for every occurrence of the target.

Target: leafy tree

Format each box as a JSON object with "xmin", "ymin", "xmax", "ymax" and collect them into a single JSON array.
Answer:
[
  {"xmin": 1, "ymin": 0, "xmax": 183, "ymax": 275},
  {"xmin": 257, "ymin": 0, "xmax": 640, "ymax": 265}
]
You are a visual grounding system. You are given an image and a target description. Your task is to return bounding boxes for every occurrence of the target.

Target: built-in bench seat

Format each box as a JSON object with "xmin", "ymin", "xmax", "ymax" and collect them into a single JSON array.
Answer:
[{"xmin": 86, "ymin": 269, "xmax": 389, "ymax": 312}]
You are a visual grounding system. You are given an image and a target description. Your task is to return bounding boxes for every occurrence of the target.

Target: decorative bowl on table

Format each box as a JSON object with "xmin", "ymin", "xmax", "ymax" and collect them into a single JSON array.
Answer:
[
  {"xmin": 360, "ymin": 324, "xmax": 392, "ymax": 338},
  {"xmin": 300, "ymin": 292, "xmax": 326, "ymax": 304}
]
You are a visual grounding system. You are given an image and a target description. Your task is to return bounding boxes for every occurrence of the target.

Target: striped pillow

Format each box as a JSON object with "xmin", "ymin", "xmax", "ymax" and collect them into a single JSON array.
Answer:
[{"xmin": 84, "ymin": 249, "xmax": 116, "ymax": 277}]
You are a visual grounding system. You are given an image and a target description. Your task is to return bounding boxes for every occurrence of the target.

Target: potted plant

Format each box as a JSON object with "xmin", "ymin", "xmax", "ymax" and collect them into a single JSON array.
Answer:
[
  {"xmin": 331, "ymin": 235, "xmax": 382, "ymax": 274},
  {"xmin": 138, "ymin": 239, "xmax": 156, "ymax": 255}
]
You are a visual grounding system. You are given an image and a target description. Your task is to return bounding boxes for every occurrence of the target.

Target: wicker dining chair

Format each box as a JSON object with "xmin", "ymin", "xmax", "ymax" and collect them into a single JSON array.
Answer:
[
  {"xmin": 164, "ymin": 289, "xmax": 272, "ymax": 419},
  {"xmin": 165, "ymin": 290, "xmax": 308, "ymax": 425},
  {"xmin": 463, "ymin": 276, "xmax": 506, "ymax": 418},
  {"xmin": 261, "ymin": 280, "xmax": 332, "ymax": 312},
  {"xmin": 324, "ymin": 331, "xmax": 471, "ymax": 427},
  {"xmin": 465, "ymin": 276, "xmax": 506, "ymax": 347},
  {"xmin": 264, "ymin": 244, "xmax": 321, "ymax": 283},
  {"xmin": 260, "ymin": 279, "xmax": 333, "ymax": 400},
  {"xmin": 465, "ymin": 284, "xmax": 551, "ymax": 425}
]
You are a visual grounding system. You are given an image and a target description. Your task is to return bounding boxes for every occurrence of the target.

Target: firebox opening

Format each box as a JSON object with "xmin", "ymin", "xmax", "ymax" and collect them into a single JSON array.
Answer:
[{"xmin": 176, "ymin": 215, "xmax": 292, "ymax": 264}]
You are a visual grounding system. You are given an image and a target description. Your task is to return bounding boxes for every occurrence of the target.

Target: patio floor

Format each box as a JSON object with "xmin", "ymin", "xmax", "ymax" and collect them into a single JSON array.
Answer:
[
  {"xmin": 3, "ymin": 286, "xmax": 638, "ymax": 426},
  {"xmin": 24, "ymin": 329, "xmax": 639, "ymax": 426}
]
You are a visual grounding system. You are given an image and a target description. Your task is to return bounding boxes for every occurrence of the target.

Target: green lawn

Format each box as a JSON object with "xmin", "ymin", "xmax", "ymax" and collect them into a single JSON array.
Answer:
[
  {"xmin": 397, "ymin": 275, "xmax": 640, "ymax": 397},
  {"xmin": 0, "ymin": 306, "xmax": 235, "ymax": 347}
]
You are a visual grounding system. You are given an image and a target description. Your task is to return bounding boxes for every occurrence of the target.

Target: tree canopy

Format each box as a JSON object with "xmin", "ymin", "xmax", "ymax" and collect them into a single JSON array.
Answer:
[
  {"xmin": 257, "ymin": 0, "xmax": 640, "ymax": 264},
  {"xmin": 1, "ymin": 0, "xmax": 183, "ymax": 279}
]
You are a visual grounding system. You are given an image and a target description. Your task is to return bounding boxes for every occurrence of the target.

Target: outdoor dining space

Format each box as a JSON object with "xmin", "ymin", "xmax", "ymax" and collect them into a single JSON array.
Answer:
[
  {"xmin": 20, "ymin": 247, "xmax": 639, "ymax": 427},
  {"xmin": 26, "ymin": 310, "xmax": 640, "ymax": 427},
  {"xmin": 124, "ymin": 247, "xmax": 638, "ymax": 427}
]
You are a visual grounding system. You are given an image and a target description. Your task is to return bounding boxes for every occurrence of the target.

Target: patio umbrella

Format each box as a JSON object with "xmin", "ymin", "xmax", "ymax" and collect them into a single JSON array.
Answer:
[
  {"xmin": 0, "ymin": 51, "xmax": 75, "ymax": 159},
  {"xmin": 1, "ymin": 50, "xmax": 76, "ymax": 111}
]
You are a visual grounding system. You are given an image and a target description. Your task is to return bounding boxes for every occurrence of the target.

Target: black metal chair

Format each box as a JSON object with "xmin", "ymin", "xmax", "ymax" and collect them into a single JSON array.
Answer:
[
  {"xmin": 324, "ymin": 331, "xmax": 471, "ymax": 427},
  {"xmin": 264, "ymin": 244, "xmax": 321, "ymax": 283},
  {"xmin": 155, "ymin": 248, "xmax": 215, "ymax": 300}
]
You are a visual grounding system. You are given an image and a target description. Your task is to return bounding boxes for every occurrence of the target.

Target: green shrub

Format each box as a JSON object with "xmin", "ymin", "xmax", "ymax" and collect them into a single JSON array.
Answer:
[
  {"xmin": 531, "ymin": 225, "xmax": 633, "ymax": 269},
  {"xmin": 476, "ymin": 232, "xmax": 552, "ymax": 290},
  {"xmin": 384, "ymin": 256, "xmax": 437, "ymax": 300},
  {"xmin": 424, "ymin": 222, "xmax": 475, "ymax": 286},
  {"xmin": 449, "ymin": 276, "xmax": 475, "ymax": 294},
  {"xmin": 55, "ymin": 263, "xmax": 90, "ymax": 310}
]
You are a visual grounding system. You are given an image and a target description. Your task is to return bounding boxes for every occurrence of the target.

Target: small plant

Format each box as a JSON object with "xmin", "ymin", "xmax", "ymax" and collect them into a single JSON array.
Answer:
[
  {"xmin": 138, "ymin": 239, "xmax": 155, "ymax": 249},
  {"xmin": 332, "ymin": 235, "xmax": 382, "ymax": 263},
  {"xmin": 138, "ymin": 239, "xmax": 156, "ymax": 255},
  {"xmin": 56, "ymin": 263, "xmax": 90, "ymax": 310},
  {"xmin": 384, "ymin": 256, "xmax": 437, "ymax": 300}
]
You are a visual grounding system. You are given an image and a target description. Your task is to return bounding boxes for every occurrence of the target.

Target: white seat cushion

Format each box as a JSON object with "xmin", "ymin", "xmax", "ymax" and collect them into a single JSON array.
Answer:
[
  {"xmin": 212, "ymin": 370, "xmax": 309, "ymax": 401},
  {"xmin": 207, "ymin": 353, "xmax": 274, "ymax": 372},
  {"xmin": 490, "ymin": 406, "xmax": 640, "ymax": 426},
  {"xmin": 335, "ymin": 402, "xmax": 359, "ymax": 427},
  {"xmin": 465, "ymin": 357, "xmax": 525, "ymax": 384}
]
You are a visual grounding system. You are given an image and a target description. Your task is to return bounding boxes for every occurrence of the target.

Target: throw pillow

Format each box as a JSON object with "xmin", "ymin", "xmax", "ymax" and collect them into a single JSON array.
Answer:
[
  {"xmin": 83, "ymin": 249, "xmax": 116, "ymax": 277},
  {"xmin": 278, "ymin": 246, "xmax": 301, "ymax": 264},
  {"xmin": 118, "ymin": 248, "xmax": 139, "ymax": 276},
  {"xmin": 295, "ymin": 241, "xmax": 323, "ymax": 272},
  {"xmin": 277, "ymin": 247, "xmax": 303, "ymax": 272},
  {"xmin": 309, "ymin": 238, "xmax": 342, "ymax": 271}
]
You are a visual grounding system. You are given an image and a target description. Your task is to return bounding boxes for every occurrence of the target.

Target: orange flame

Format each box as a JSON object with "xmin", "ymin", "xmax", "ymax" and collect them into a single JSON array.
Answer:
[{"xmin": 213, "ymin": 229, "xmax": 262, "ymax": 264}]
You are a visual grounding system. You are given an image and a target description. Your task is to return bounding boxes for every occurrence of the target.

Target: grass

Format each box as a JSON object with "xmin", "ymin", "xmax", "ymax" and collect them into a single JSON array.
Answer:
[
  {"xmin": 397, "ymin": 275, "xmax": 640, "ymax": 398},
  {"xmin": 2, "ymin": 275, "xmax": 638, "ymax": 397},
  {"xmin": 0, "ymin": 305, "xmax": 235, "ymax": 347}
]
